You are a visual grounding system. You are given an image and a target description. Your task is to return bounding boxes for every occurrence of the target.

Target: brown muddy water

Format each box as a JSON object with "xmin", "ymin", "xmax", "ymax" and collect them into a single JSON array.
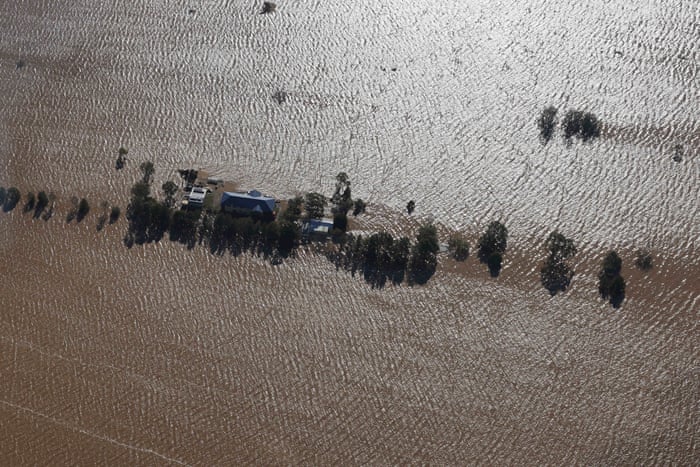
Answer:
[{"xmin": 0, "ymin": 0, "xmax": 698, "ymax": 464}]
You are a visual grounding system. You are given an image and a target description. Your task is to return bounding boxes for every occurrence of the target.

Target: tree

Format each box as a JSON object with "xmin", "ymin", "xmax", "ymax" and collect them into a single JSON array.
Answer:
[
  {"xmin": 562, "ymin": 110, "xmax": 600, "ymax": 141},
  {"xmin": 304, "ymin": 192, "xmax": 327, "ymax": 219},
  {"xmin": 477, "ymin": 221, "xmax": 508, "ymax": 260},
  {"xmin": 537, "ymin": 106, "xmax": 558, "ymax": 142},
  {"xmin": 540, "ymin": 231, "xmax": 577, "ymax": 295},
  {"xmin": 35, "ymin": 191, "xmax": 49, "ymax": 217},
  {"xmin": 545, "ymin": 230, "xmax": 577, "ymax": 261},
  {"xmin": 3, "ymin": 187, "xmax": 21, "ymax": 212},
  {"xmin": 409, "ymin": 224, "xmax": 439, "ymax": 284},
  {"xmin": 352, "ymin": 198, "xmax": 366, "ymax": 216},
  {"xmin": 598, "ymin": 251, "xmax": 625, "ymax": 308},
  {"xmin": 278, "ymin": 221, "xmax": 298, "ymax": 255},
  {"xmin": 162, "ymin": 181, "xmax": 178, "ymax": 207},
  {"xmin": 406, "ymin": 200, "xmax": 415, "ymax": 215},
  {"xmin": 478, "ymin": 221, "xmax": 507, "ymax": 276},
  {"xmin": 116, "ymin": 147, "xmax": 128, "ymax": 170},
  {"xmin": 24, "ymin": 192, "xmax": 36, "ymax": 212},
  {"xmin": 333, "ymin": 212, "xmax": 348, "ymax": 232},
  {"xmin": 635, "ymin": 249, "xmax": 653, "ymax": 270},
  {"xmin": 131, "ymin": 181, "xmax": 150, "ymax": 200},
  {"xmin": 139, "ymin": 161, "xmax": 155, "ymax": 184},
  {"xmin": 331, "ymin": 172, "xmax": 353, "ymax": 215},
  {"xmin": 280, "ymin": 196, "xmax": 303, "ymax": 223},
  {"xmin": 77, "ymin": 198, "xmax": 90, "ymax": 221},
  {"xmin": 109, "ymin": 206, "xmax": 121, "ymax": 224},
  {"xmin": 448, "ymin": 234, "xmax": 470, "ymax": 261}
]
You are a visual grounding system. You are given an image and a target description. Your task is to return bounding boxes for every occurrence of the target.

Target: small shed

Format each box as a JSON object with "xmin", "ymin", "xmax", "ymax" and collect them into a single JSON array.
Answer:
[{"xmin": 302, "ymin": 218, "xmax": 334, "ymax": 240}]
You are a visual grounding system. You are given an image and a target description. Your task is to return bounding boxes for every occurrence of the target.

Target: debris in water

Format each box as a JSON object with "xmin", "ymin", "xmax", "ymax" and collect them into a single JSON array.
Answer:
[
  {"xmin": 16, "ymin": 60, "xmax": 25, "ymax": 69},
  {"xmin": 273, "ymin": 90, "xmax": 287, "ymax": 104},
  {"xmin": 261, "ymin": 2, "xmax": 276, "ymax": 14},
  {"xmin": 672, "ymin": 144, "xmax": 683, "ymax": 163}
]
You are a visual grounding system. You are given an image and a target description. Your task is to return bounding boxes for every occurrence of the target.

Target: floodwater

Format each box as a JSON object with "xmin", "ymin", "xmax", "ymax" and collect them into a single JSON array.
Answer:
[{"xmin": 0, "ymin": 0, "xmax": 698, "ymax": 464}]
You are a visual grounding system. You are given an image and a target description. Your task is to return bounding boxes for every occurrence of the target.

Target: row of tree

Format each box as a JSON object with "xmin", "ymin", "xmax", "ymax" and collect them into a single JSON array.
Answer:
[
  {"xmin": 538, "ymin": 106, "xmax": 601, "ymax": 143},
  {"xmin": 0, "ymin": 184, "xmax": 123, "ymax": 229}
]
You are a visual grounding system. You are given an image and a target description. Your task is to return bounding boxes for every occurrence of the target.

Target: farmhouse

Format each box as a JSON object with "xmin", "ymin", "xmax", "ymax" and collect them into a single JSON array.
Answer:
[{"xmin": 221, "ymin": 190, "xmax": 276, "ymax": 218}]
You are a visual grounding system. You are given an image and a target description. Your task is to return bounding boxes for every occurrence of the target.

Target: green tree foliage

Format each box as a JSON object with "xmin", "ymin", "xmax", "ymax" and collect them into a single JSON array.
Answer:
[
  {"xmin": 478, "ymin": 220, "xmax": 507, "ymax": 257},
  {"xmin": 537, "ymin": 106, "xmax": 558, "ymax": 142},
  {"xmin": 162, "ymin": 180, "xmax": 178, "ymax": 208},
  {"xmin": 598, "ymin": 251, "xmax": 625, "ymax": 308},
  {"xmin": 139, "ymin": 161, "xmax": 155, "ymax": 184},
  {"xmin": 562, "ymin": 110, "xmax": 601, "ymax": 141},
  {"xmin": 333, "ymin": 212, "xmax": 348, "ymax": 233},
  {"xmin": 116, "ymin": 147, "xmax": 128, "ymax": 170},
  {"xmin": 280, "ymin": 196, "xmax": 303, "ymax": 223},
  {"xmin": 4, "ymin": 187, "xmax": 21, "ymax": 212},
  {"xmin": 304, "ymin": 192, "xmax": 327, "ymax": 219},
  {"xmin": 76, "ymin": 198, "xmax": 90, "ymax": 221},
  {"xmin": 330, "ymin": 233, "xmax": 411, "ymax": 287},
  {"xmin": 125, "ymin": 176, "xmax": 171, "ymax": 245},
  {"xmin": 409, "ymin": 224, "xmax": 439, "ymax": 284},
  {"xmin": 24, "ymin": 192, "xmax": 36, "ymax": 212},
  {"xmin": 131, "ymin": 181, "xmax": 150, "ymax": 200},
  {"xmin": 635, "ymin": 249, "xmax": 653, "ymax": 270},
  {"xmin": 545, "ymin": 230, "xmax": 577, "ymax": 261},
  {"xmin": 448, "ymin": 234, "xmax": 470, "ymax": 261},
  {"xmin": 540, "ymin": 230, "xmax": 577, "ymax": 295},
  {"xmin": 277, "ymin": 221, "xmax": 299, "ymax": 255},
  {"xmin": 35, "ymin": 191, "xmax": 49, "ymax": 217},
  {"xmin": 109, "ymin": 206, "xmax": 121, "ymax": 224},
  {"xmin": 478, "ymin": 221, "xmax": 508, "ymax": 277},
  {"xmin": 169, "ymin": 209, "xmax": 200, "ymax": 248},
  {"xmin": 406, "ymin": 200, "xmax": 415, "ymax": 215},
  {"xmin": 352, "ymin": 198, "xmax": 366, "ymax": 216},
  {"xmin": 331, "ymin": 172, "xmax": 353, "ymax": 215}
]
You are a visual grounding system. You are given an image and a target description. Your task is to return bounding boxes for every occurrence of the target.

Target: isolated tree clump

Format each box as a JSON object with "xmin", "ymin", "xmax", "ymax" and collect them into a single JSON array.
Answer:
[
  {"xmin": 35, "ymin": 191, "xmax": 49, "ymax": 217},
  {"xmin": 448, "ymin": 234, "xmax": 470, "ymax": 261},
  {"xmin": 331, "ymin": 172, "xmax": 353, "ymax": 215},
  {"xmin": 537, "ymin": 106, "xmax": 558, "ymax": 142},
  {"xmin": 635, "ymin": 249, "xmax": 653, "ymax": 270},
  {"xmin": 409, "ymin": 223, "xmax": 439, "ymax": 284},
  {"xmin": 540, "ymin": 230, "xmax": 577, "ymax": 295},
  {"xmin": 562, "ymin": 110, "xmax": 601, "ymax": 141},
  {"xmin": 406, "ymin": 200, "xmax": 415, "ymax": 215},
  {"xmin": 352, "ymin": 198, "xmax": 366, "ymax": 216},
  {"xmin": 598, "ymin": 251, "xmax": 626, "ymax": 308},
  {"xmin": 77, "ymin": 198, "xmax": 90, "ymax": 221},
  {"xmin": 304, "ymin": 192, "xmax": 327, "ymax": 219},
  {"xmin": 162, "ymin": 181, "xmax": 178, "ymax": 208},
  {"xmin": 477, "ymin": 221, "xmax": 508, "ymax": 276},
  {"xmin": 3, "ymin": 187, "xmax": 21, "ymax": 212}
]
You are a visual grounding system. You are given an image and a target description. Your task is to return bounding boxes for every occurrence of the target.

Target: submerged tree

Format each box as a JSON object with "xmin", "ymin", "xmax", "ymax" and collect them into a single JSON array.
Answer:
[
  {"xmin": 331, "ymin": 172, "xmax": 353, "ymax": 215},
  {"xmin": 406, "ymin": 200, "xmax": 415, "ymax": 215},
  {"xmin": 77, "ymin": 198, "xmax": 90, "ymax": 221},
  {"xmin": 562, "ymin": 110, "xmax": 601, "ymax": 141},
  {"xmin": 304, "ymin": 192, "xmax": 327, "ymax": 219},
  {"xmin": 409, "ymin": 223, "xmax": 439, "ymax": 284},
  {"xmin": 448, "ymin": 234, "xmax": 470, "ymax": 261},
  {"xmin": 540, "ymin": 230, "xmax": 577, "ymax": 295},
  {"xmin": 3, "ymin": 187, "xmax": 21, "ymax": 212},
  {"xmin": 537, "ymin": 106, "xmax": 558, "ymax": 143},
  {"xmin": 477, "ymin": 221, "xmax": 508, "ymax": 276},
  {"xmin": 598, "ymin": 251, "xmax": 625, "ymax": 308}
]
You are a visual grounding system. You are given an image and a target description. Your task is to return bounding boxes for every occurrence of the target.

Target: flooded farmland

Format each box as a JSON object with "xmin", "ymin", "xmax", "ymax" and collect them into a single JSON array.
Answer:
[{"xmin": 0, "ymin": 0, "xmax": 698, "ymax": 464}]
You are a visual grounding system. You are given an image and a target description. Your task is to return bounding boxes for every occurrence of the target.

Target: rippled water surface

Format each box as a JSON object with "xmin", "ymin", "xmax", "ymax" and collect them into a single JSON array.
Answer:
[{"xmin": 0, "ymin": 0, "xmax": 698, "ymax": 464}]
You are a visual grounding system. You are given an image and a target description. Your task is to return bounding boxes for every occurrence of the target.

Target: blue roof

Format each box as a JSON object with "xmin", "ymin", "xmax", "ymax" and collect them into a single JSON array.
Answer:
[
  {"xmin": 302, "ymin": 218, "xmax": 334, "ymax": 235},
  {"xmin": 221, "ymin": 191, "xmax": 275, "ymax": 213}
]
